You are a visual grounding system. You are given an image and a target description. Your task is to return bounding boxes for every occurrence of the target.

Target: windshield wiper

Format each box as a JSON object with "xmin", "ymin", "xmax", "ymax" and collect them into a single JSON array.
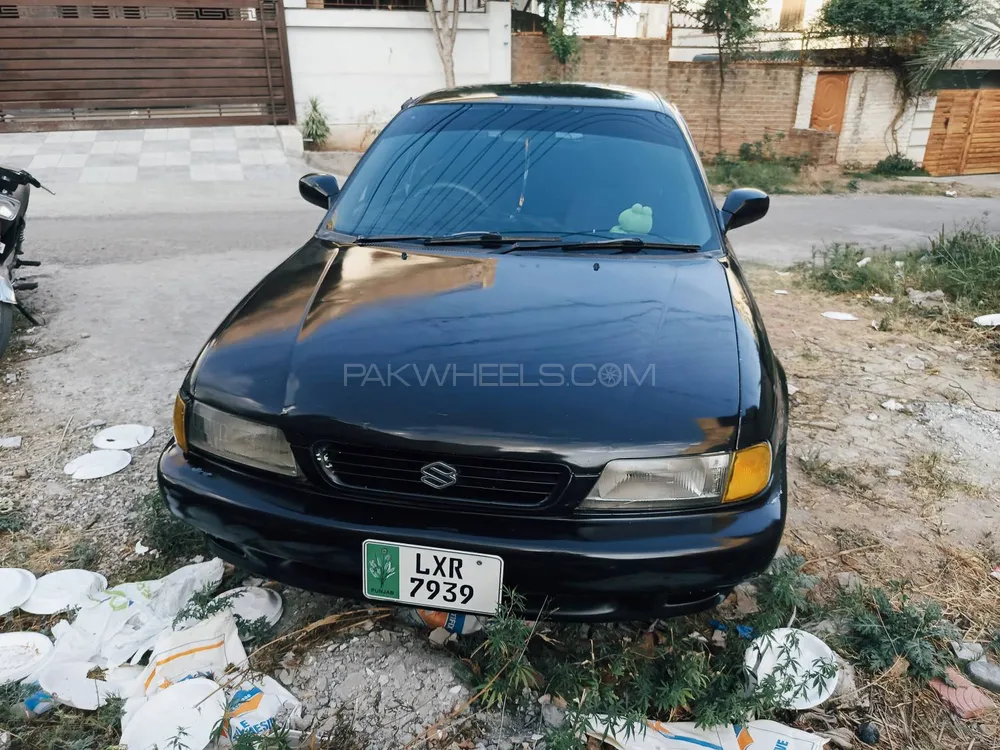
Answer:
[
  {"xmin": 497, "ymin": 237, "xmax": 702, "ymax": 254},
  {"xmin": 352, "ymin": 231, "xmax": 561, "ymax": 247}
]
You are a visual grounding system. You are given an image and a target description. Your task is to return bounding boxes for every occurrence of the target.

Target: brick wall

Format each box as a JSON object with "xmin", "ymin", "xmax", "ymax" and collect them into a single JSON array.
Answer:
[{"xmin": 512, "ymin": 34, "xmax": 812, "ymax": 158}]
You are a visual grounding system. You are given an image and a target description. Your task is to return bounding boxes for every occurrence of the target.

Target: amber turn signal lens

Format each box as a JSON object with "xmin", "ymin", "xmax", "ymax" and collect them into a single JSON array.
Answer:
[
  {"xmin": 723, "ymin": 442, "xmax": 772, "ymax": 503},
  {"xmin": 173, "ymin": 394, "xmax": 188, "ymax": 453}
]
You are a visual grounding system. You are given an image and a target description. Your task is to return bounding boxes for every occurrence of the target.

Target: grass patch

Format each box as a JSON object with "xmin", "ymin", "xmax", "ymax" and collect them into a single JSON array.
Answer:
[
  {"xmin": 119, "ymin": 491, "xmax": 207, "ymax": 580},
  {"xmin": 708, "ymin": 133, "xmax": 806, "ymax": 194},
  {"xmin": 0, "ymin": 694, "xmax": 124, "ymax": 750},
  {"xmin": 797, "ymin": 452, "xmax": 871, "ymax": 497},
  {"xmin": 803, "ymin": 224, "xmax": 1000, "ymax": 313}
]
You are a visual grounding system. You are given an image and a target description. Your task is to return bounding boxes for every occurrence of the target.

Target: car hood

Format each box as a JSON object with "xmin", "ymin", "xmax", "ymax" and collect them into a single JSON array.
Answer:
[{"xmin": 190, "ymin": 240, "xmax": 742, "ymax": 469}]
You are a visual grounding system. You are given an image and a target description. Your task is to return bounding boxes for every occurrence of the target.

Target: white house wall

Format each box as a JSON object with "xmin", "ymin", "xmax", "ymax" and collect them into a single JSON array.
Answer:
[
  {"xmin": 283, "ymin": 0, "xmax": 511, "ymax": 150},
  {"xmin": 835, "ymin": 70, "xmax": 916, "ymax": 166}
]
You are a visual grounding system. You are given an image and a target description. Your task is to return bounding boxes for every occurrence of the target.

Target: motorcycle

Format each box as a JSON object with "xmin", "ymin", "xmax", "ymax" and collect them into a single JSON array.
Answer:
[{"xmin": 0, "ymin": 165, "xmax": 49, "ymax": 359}]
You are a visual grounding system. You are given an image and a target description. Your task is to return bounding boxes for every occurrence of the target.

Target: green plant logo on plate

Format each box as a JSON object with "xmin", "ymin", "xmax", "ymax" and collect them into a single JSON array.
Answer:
[{"xmin": 365, "ymin": 544, "xmax": 399, "ymax": 598}]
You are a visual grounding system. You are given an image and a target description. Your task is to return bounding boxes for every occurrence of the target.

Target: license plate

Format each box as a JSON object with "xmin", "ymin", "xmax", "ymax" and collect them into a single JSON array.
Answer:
[{"xmin": 362, "ymin": 540, "xmax": 503, "ymax": 615}]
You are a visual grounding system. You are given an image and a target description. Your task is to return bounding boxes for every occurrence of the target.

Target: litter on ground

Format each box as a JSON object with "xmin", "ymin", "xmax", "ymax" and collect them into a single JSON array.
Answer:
[
  {"xmin": 63, "ymin": 449, "xmax": 132, "ymax": 479},
  {"xmin": 0, "ymin": 567, "xmax": 36, "ymax": 616},
  {"xmin": 20, "ymin": 569, "xmax": 108, "ymax": 615},
  {"xmin": 585, "ymin": 717, "xmax": 828, "ymax": 750},
  {"xmin": 821, "ymin": 312, "xmax": 858, "ymax": 321},
  {"xmin": 973, "ymin": 313, "xmax": 1000, "ymax": 327},
  {"xmin": 744, "ymin": 628, "xmax": 840, "ymax": 710},
  {"xmin": 92, "ymin": 424, "xmax": 155, "ymax": 450},
  {"xmin": 0, "ymin": 632, "xmax": 54, "ymax": 684}
]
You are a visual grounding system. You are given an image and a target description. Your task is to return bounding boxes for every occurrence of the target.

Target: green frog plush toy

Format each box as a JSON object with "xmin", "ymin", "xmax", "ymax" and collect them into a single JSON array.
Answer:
[{"xmin": 611, "ymin": 203, "xmax": 653, "ymax": 235}]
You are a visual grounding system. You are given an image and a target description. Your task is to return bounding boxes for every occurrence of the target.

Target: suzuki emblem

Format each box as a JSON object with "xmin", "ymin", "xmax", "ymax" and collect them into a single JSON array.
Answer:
[{"xmin": 420, "ymin": 461, "xmax": 458, "ymax": 490}]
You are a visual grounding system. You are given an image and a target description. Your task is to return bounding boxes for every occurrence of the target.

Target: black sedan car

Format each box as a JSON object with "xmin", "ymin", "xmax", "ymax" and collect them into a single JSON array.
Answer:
[{"xmin": 159, "ymin": 83, "xmax": 787, "ymax": 621}]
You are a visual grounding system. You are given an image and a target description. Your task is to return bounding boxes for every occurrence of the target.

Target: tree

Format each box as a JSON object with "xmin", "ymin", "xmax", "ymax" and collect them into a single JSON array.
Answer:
[
  {"xmin": 675, "ymin": 0, "xmax": 766, "ymax": 151},
  {"xmin": 820, "ymin": 0, "xmax": 973, "ymax": 53},
  {"xmin": 427, "ymin": 0, "xmax": 461, "ymax": 89},
  {"xmin": 909, "ymin": 6, "xmax": 1000, "ymax": 89}
]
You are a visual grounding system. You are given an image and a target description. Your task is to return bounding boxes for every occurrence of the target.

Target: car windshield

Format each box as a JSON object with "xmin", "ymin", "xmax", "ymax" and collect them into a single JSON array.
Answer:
[{"xmin": 325, "ymin": 103, "xmax": 719, "ymax": 249}]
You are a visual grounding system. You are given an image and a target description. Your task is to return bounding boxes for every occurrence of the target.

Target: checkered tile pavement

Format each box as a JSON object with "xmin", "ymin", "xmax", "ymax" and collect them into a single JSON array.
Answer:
[{"xmin": 0, "ymin": 125, "xmax": 296, "ymax": 184}]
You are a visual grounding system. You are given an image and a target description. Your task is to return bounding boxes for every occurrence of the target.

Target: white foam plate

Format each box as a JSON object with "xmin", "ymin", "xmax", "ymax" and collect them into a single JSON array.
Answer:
[
  {"xmin": 39, "ymin": 660, "xmax": 118, "ymax": 710},
  {"xmin": 973, "ymin": 313, "xmax": 1000, "ymax": 327},
  {"xmin": 92, "ymin": 424, "xmax": 154, "ymax": 450},
  {"xmin": 216, "ymin": 587, "xmax": 283, "ymax": 632},
  {"xmin": 21, "ymin": 569, "xmax": 108, "ymax": 615},
  {"xmin": 0, "ymin": 568, "xmax": 37, "ymax": 616},
  {"xmin": 120, "ymin": 677, "xmax": 226, "ymax": 750},
  {"xmin": 0, "ymin": 632, "xmax": 54, "ymax": 683},
  {"xmin": 64, "ymin": 450, "xmax": 132, "ymax": 479},
  {"xmin": 744, "ymin": 627, "xmax": 840, "ymax": 710}
]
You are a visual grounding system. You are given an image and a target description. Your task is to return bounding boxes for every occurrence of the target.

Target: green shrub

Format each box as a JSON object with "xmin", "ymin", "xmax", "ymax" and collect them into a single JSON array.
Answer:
[{"xmin": 872, "ymin": 153, "xmax": 926, "ymax": 176}]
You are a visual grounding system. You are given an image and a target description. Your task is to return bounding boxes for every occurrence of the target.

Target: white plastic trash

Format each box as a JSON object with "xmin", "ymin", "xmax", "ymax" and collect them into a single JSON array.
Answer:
[
  {"xmin": 92, "ymin": 424, "xmax": 154, "ymax": 450},
  {"xmin": 774, "ymin": 290, "xmax": 789, "ymax": 295},
  {"xmin": 120, "ymin": 677, "xmax": 226, "ymax": 750},
  {"xmin": 0, "ymin": 632, "xmax": 54, "ymax": 684},
  {"xmin": 64, "ymin": 450, "xmax": 131, "ymax": 479},
  {"xmin": 21, "ymin": 569, "xmax": 107, "ymax": 615},
  {"xmin": 973, "ymin": 313, "xmax": 1000, "ymax": 327},
  {"xmin": 0, "ymin": 568, "xmax": 37, "ymax": 616},
  {"xmin": 38, "ymin": 660, "xmax": 118, "ymax": 711},
  {"xmin": 821, "ymin": 312, "xmax": 858, "ymax": 321},
  {"xmin": 585, "ymin": 717, "xmax": 828, "ymax": 750},
  {"xmin": 744, "ymin": 628, "xmax": 840, "ymax": 710}
]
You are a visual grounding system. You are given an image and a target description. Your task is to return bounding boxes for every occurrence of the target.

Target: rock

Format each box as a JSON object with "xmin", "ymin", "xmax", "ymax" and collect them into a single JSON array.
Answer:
[
  {"xmin": 966, "ymin": 660, "xmax": 1000, "ymax": 695},
  {"xmin": 734, "ymin": 583, "xmax": 759, "ymax": 616},
  {"xmin": 540, "ymin": 701, "xmax": 566, "ymax": 728},
  {"xmin": 3, "ymin": 373, "xmax": 16, "ymax": 386},
  {"xmin": 929, "ymin": 666, "xmax": 996, "ymax": 719},
  {"xmin": 881, "ymin": 399, "xmax": 906, "ymax": 412},
  {"xmin": 830, "ymin": 657, "xmax": 866, "ymax": 709},
  {"xmin": 711, "ymin": 629, "xmax": 727, "ymax": 649},
  {"xmin": 907, "ymin": 288, "xmax": 946, "ymax": 309},
  {"xmin": 823, "ymin": 727, "xmax": 854, "ymax": 749},
  {"xmin": 867, "ymin": 414, "xmax": 878, "ymax": 421},
  {"xmin": 428, "ymin": 627, "xmax": 452, "ymax": 647},
  {"xmin": 904, "ymin": 356, "xmax": 926, "ymax": 371},
  {"xmin": 856, "ymin": 722, "xmax": 879, "ymax": 745},
  {"xmin": 12, "ymin": 468, "xmax": 29, "ymax": 479},
  {"xmin": 787, "ymin": 383, "xmax": 799, "ymax": 395},
  {"xmin": 0, "ymin": 436, "xmax": 22, "ymax": 449},
  {"xmin": 835, "ymin": 572, "xmax": 862, "ymax": 593},
  {"xmin": 886, "ymin": 469, "xmax": 902, "ymax": 477},
  {"xmin": 77, "ymin": 419, "xmax": 107, "ymax": 430},
  {"xmin": 808, "ymin": 618, "xmax": 850, "ymax": 639},
  {"xmin": 774, "ymin": 545, "xmax": 790, "ymax": 559},
  {"xmin": 950, "ymin": 640, "xmax": 986, "ymax": 663}
]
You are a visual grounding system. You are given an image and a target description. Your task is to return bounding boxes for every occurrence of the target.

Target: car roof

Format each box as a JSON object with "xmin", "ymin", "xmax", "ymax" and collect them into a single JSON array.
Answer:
[{"xmin": 406, "ymin": 82, "xmax": 678, "ymax": 117}]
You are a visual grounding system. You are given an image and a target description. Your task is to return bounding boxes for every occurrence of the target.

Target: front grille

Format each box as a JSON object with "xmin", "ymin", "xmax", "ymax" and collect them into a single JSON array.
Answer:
[{"xmin": 314, "ymin": 442, "xmax": 570, "ymax": 507}]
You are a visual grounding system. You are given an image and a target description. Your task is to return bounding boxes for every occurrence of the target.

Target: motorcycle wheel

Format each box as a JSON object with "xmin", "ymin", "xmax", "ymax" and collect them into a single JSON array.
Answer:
[{"xmin": 0, "ymin": 303, "xmax": 12, "ymax": 360}]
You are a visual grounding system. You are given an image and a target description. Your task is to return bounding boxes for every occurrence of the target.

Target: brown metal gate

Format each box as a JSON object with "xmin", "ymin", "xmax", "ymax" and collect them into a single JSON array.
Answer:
[
  {"xmin": 924, "ymin": 90, "xmax": 1000, "ymax": 176},
  {"xmin": 0, "ymin": 0, "xmax": 294, "ymax": 131}
]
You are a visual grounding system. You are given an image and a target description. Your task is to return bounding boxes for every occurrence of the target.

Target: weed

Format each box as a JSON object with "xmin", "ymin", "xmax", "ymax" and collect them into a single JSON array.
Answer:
[
  {"xmin": 0, "ymin": 510, "xmax": 25, "ymax": 533},
  {"xmin": 872, "ymin": 153, "xmax": 927, "ymax": 177},
  {"xmin": 473, "ymin": 589, "xmax": 540, "ymax": 709},
  {"xmin": 833, "ymin": 586, "xmax": 957, "ymax": 680},
  {"xmin": 301, "ymin": 96, "xmax": 330, "ymax": 149},
  {"xmin": 803, "ymin": 224, "xmax": 1000, "ymax": 313},
  {"xmin": 0, "ymin": 695, "xmax": 124, "ymax": 749},
  {"xmin": 847, "ymin": 178, "xmax": 860, "ymax": 192},
  {"xmin": 123, "ymin": 491, "xmax": 206, "ymax": 580},
  {"xmin": 709, "ymin": 133, "xmax": 805, "ymax": 194},
  {"xmin": 797, "ymin": 452, "xmax": 869, "ymax": 497},
  {"xmin": 65, "ymin": 540, "xmax": 99, "ymax": 570}
]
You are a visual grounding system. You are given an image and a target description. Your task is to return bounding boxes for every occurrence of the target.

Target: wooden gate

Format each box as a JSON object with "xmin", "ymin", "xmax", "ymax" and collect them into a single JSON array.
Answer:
[
  {"xmin": 924, "ymin": 90, "xmax": 1000, "ymax": 176},
  {"xmin": 0, "ymin": 0, "xmax": 294, "ymax": 131}
]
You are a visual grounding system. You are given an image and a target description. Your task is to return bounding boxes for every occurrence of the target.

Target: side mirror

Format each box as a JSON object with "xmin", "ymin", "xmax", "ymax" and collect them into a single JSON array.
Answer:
[
  {"xmin": 299, "ymin": 173, "xmax": 341, "ymax": 209},
  {"xmin": 720, "ymin": 188, "xmax": 769, "ymax": 232}
]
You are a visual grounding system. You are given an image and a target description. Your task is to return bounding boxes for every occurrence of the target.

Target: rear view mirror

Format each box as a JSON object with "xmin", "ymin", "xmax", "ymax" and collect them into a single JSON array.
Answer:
[
  {"xmin": 299, "ymin": 173, "xmax": 341, "ymax": 209},
  {"xmin": 720, "ymin": 188, "xmax": 769, "ymax": 232}
]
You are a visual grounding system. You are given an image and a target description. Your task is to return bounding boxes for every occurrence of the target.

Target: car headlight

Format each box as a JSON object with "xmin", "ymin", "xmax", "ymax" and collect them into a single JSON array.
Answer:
[
  {"xmin": 186, "ymin": 401, "xmax": 298, "ymax": 476},
  {"xmin": 579, "ymin": 442, "xmax": 772, "ymax": 512},
  {"xmin": 0, "ymin": 196, "xmax": 21, "ymax": 222}
]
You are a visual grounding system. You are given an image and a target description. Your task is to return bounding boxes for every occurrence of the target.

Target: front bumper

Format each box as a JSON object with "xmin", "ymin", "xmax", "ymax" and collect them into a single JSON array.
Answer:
[{"xmin": 158, "ymin": 443, "xmax": 786, "ymax": 621}]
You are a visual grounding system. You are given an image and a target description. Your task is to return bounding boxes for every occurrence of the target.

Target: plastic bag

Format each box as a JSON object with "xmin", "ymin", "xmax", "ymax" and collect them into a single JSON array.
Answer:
[{"xmin": 586, "ymin": 717, "xmax": 828, "ymax": 750}]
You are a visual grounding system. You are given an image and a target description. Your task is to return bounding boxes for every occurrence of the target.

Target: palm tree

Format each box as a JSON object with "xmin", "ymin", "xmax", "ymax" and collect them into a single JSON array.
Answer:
[{"xmin": 910, "ymin": 6, "xmax": 1000, "ymax": 90}]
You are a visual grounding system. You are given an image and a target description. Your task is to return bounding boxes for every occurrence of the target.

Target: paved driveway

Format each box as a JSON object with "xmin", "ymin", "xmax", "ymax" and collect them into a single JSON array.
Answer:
[
  {"xmin": 0, "ymin": 125, "xmax": 297, "ymax": 184},
  {"xmin": 732, "ymin": 194, "xmax": 999, "ymax": 266}
]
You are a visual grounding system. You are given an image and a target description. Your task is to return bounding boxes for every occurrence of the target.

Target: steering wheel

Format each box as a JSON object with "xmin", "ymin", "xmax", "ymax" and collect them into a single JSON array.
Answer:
[{"xmin": 411, "ymin": 182, "xmax": 490, "ymax": 212}]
